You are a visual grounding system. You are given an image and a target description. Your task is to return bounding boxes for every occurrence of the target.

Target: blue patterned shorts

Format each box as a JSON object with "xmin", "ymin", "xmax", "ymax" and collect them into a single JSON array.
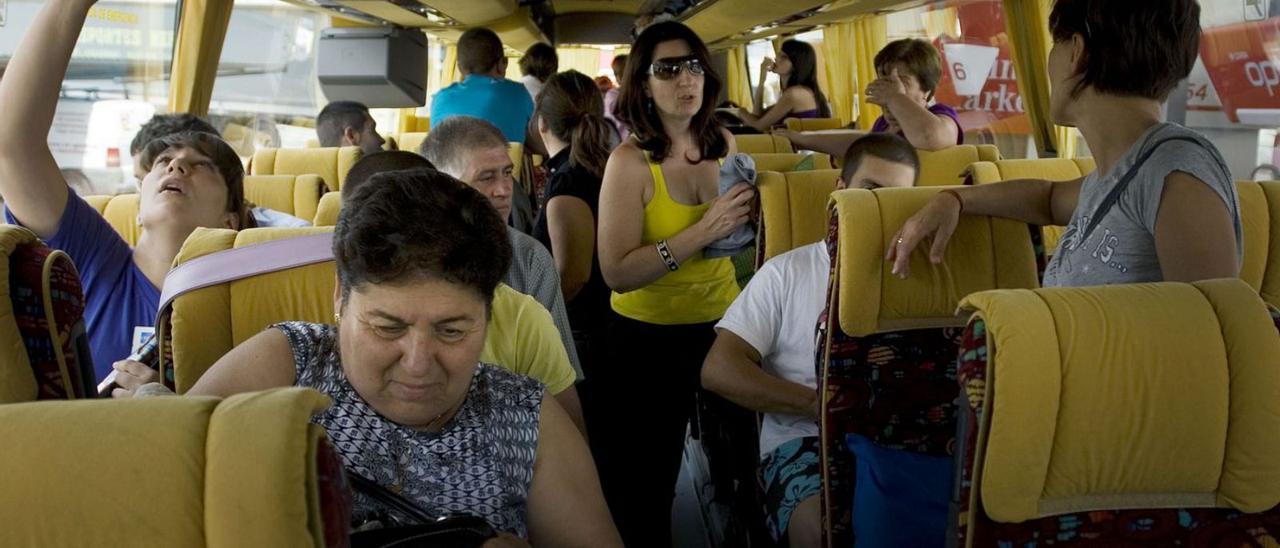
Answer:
[{"xmin": 760, "ymin": 436, "xmax": 822, "ymax": 542}]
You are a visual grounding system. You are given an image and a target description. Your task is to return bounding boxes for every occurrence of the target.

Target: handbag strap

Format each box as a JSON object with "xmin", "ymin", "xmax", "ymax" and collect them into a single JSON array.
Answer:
[
  {"xmin": 156, "ymin": 232, "xmax": 335, "ymax": 315},
  {"xmin": 347, "ymin": 470, "xmax": 437, "ymax": 525},
  {"xmin": 1076, "ymin": 135, "xmax": 1210, "ymax": 245}
]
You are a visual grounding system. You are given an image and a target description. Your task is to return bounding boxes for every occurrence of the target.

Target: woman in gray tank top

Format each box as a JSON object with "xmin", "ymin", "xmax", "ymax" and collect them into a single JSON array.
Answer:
[{"xmin": 887, "ymin": 0, "xmax": 1241, "ymax": 288}]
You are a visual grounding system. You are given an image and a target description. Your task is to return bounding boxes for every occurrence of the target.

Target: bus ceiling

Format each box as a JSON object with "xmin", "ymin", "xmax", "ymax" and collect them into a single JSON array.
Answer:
[{"xmin": 280, "ymin": 0, "xmax": 934, "ymax": 50}]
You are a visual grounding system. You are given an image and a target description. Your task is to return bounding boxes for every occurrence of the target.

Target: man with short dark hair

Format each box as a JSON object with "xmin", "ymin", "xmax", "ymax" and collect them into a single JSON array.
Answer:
[
  {"xmin": 422, "ymin": 116, "xmax": 582, "ymax": 382},
  {"xmin": 429, "ymin": 28, "xmax": 534, "ymax": 143},
  {"xmin": 316, "ymin": 101, "xmax": 385, "ymax": 155},
  {"xmin": 700, "ymin": 133, "xmax": 920, "ymax": 548}
]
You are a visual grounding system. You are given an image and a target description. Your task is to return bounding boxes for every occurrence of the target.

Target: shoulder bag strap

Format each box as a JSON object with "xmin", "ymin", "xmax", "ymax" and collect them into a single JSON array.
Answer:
[
  {"xmin": 156, "ymin": 232, "xmax": 335, "ymax": 315},
  {"xmin": 1076, "ymin": 136, "xmax": 1206, "ymax": 244}
]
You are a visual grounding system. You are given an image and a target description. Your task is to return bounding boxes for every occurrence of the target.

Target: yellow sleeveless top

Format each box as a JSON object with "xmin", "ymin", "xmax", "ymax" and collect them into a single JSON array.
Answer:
[{"xmin": 611, "ymin": 152, "xmax": 740, "ymax": 325}]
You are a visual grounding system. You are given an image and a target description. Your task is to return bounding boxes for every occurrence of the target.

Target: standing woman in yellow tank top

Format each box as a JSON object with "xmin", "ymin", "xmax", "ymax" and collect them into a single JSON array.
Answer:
[{"xmin": 595, "ymin": 21, "xmax": 755, "ymax": 547}]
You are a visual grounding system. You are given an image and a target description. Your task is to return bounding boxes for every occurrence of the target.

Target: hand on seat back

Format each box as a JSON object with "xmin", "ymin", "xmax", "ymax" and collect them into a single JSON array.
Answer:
[{"xmin": 886, "ymin": 191, "xmax": 963, "ymax": 279}]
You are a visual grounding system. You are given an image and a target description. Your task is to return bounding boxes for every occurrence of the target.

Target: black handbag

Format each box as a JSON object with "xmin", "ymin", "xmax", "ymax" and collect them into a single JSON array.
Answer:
[{"xmin": 347, "ymin": 471, "xmax": 498, "ymax": 548}]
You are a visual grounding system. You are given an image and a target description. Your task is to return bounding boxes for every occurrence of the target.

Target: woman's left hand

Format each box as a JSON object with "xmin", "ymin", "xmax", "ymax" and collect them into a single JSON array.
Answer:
[{"xmin": 866, "ymin": 68, "xmax": 908, "ymax": 107}]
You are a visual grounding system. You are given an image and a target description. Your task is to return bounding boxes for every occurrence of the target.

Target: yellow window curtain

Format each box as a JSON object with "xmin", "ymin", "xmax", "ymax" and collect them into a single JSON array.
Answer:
[
  {"xmin": 167, "ymin": 0, "xmax": 234, "ymax": 116},
  {"xmin": 726, "ymin": 45, "xmax": 753, "ymax": 110},
  {"xmin": 822, "ymin": 22, "xmax": 857, "ymax": 125},
  {"xmin": 852, "ymin": 15, "xmax": 888, "ymax": 130},
  {"xmin": 442, "ymin": 44, "xmax": 461, "ymax": 86},
  {"xmin": 1003, "ymin": 0, "xmax": 1075, "ymax": 158}
]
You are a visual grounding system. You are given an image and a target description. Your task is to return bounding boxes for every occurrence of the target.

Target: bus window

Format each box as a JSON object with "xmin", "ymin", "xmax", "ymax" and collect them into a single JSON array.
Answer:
[
  {"xmin": 0, "ymin": 1, "xmax": 177, "ymax": 195},
  {"xmin": 887, "ymin": 0, "xmax": 1036, "ymax": 158},
  {"xmin": 208, "ymin": 0, "xmax": 326, "ymax": 154}
]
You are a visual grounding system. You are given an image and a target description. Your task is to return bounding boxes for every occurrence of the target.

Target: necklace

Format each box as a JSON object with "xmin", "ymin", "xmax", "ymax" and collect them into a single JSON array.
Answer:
[{"xmin": 387, "ymin": 408, "xmax": 452, "ymax": 494}]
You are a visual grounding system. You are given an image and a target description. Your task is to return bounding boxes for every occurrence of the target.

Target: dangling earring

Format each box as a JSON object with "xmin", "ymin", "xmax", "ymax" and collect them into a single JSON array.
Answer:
[{"xmin": 333, "ymin": 312, "xmax": 341, "ymax": 324}]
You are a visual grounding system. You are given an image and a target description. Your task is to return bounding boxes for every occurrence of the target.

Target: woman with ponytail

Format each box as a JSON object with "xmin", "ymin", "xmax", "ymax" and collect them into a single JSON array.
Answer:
[
  {"xmin": 738, "ymin": 39, "xmax": 832, "ymax": 131},
  {"xmin": 533, "ymin": 70, "xmax": 613, "ymax": 380}
]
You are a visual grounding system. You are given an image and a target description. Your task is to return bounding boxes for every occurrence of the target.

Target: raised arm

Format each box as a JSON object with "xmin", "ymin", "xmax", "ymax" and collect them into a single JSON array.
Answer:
[
  {"xmin": 0, "ymin": 0, "xmax": 97, "ymax": 237},
  {"xmin": 527, "ymin": 393, "xmax": 624, "ymax": 547},
  {"xmin": 775, "ymin": 129, "xmax": 868, "ymax": 157},
  {"xmin": 597, "ymin": 143, "xmax": 752, "ymax": 292},
  {"xmin": 740, "ymin": 90, "xmax": 799, "ymax": 132},
  {"xmin": 887, "ymin": 177, "xmax": 1082, "ymax": 278},
  {"xmin": 867, "ymin": 69, "xmax": 960, "ymax": 151}
]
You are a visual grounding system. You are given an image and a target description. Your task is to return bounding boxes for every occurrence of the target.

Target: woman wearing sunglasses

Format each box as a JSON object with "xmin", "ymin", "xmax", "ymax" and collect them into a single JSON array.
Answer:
[{"xmin": 595, "ymin": 20, "xmax": 754, "ymax": 548}]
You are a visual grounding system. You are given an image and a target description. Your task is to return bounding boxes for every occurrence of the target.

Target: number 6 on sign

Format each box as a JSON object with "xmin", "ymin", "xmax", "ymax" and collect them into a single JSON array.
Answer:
[{"xmin": 942, "ymin": 43, "xmax": 999, "ymax": 97}]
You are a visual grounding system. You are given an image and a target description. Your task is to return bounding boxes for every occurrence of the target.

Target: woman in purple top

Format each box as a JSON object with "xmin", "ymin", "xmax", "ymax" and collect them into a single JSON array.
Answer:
[
  {"xmin": 783, "ymin": 38, "xmax": 964, "ymax": 155},
  {"xmin": 0, "ymin": 0, "xmax": 248, "ymax": 385},
  {"xmin": 738, "ymin": 39, "xmax": 832, "ymax": 132}
]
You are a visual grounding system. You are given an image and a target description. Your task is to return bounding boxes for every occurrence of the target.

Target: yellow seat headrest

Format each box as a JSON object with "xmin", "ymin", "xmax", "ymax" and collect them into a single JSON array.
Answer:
[
  {"xmin": 960, "ymin": 279, "xmax": 1280, "ymax": 522},
  {"xmin": 833, "ymin": 187, "xmax": 1039, "ymax": 337},
  {"xmin": 749, "ymin": 152, "xmax": 834, "ymax": 172},
  {"xmin": 758, "ymin": 169, "xmax": 840, "ymax": 262},
  {"xmin": 250, "ymin": 147, "xmax": 360, "ymax": 191},
  {"xmin": 313, "ymin": 191, "xmax": 342, "ymax": 227},
  {"xmin": 0, "ymin": 387, "xmax": 332, "ymax": 546},
  {"xmin": 917, "ymin": 145, "xmax": 1001, "ymax": 186},
  {"xmin": 734, "ymin": 134, "xmax": 793, "ymax": 154},
  {"xmin": 1257, "ymin": 181, "xmax": 1280, "ymax": 308},
  {"xmin": 396, "ymin": 132, "xmax": 429, "ymax": 154}
]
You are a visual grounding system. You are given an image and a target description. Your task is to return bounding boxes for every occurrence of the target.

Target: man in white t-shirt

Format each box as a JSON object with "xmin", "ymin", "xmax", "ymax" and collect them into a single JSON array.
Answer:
[{"xmin": 701, "ymin": 133, "xmax": 919, "ymax": 548}]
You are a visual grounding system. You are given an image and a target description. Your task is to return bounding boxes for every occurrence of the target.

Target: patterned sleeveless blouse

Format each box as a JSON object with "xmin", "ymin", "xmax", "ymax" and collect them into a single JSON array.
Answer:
[{"xmin": 274, "ymin": 321, "xmax": 546, "ymax": 536}]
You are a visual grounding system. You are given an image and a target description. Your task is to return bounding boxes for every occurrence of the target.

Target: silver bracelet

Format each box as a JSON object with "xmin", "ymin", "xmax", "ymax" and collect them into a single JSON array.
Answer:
[{"xmin": 656, "ymin": 239, "xmax": 680, "ymax": 271}]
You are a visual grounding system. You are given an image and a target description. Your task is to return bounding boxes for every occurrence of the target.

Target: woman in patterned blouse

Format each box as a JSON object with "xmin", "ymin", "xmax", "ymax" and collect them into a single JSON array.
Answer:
[{"xmin": 189, "ymin": 169, "xmax": 622, "ymax": 547}]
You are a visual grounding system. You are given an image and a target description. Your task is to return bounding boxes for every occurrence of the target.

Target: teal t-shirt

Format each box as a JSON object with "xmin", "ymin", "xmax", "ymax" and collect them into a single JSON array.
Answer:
[{"xmin": 429, "ymin": 75, "xmax": 534, "ymax": 142}]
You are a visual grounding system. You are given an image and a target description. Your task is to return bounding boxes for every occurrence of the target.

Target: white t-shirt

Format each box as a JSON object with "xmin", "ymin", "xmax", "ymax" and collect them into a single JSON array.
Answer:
[{"xmin": 715, "ymin": 242, "xmax": 829, "ymax": 458}]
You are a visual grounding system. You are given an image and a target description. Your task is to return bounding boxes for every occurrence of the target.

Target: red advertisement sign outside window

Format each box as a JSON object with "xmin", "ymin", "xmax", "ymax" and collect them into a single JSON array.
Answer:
[
  {"xmin": 1199, "ymin": 17, "xmax": 1280, "ymax": 125},
  {"xmin": 929, "ymin": 1, "xmax": 1030, "ymax": 135}
]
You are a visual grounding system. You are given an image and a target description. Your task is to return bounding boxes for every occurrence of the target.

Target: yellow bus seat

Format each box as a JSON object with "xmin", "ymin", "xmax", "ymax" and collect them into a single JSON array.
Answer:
[
  {"xmin": 244, "ymin": 174, "xmax": 327, "ymax": 224},
  {"xmin": 397, "ymin": 132, "xmax": 429, "ymax": 154},
  {"xmin": 249, "ymin": 146, "xmax": 359, "ymax": 192},
  {"xmin": 0, "ymin": 387, "xmax": 349, "ymax": 546},
  {"xmin": 79, "ymin": 194, "xmax": 142, "ymax": 246},
  {"xmin": 1243, "ymin": 180, "xmax": 1280, "ymax": 309},
  {"xmin": 915, "ymin": 144, "xmax": 1002, "ymax": 187},
  {"xmin": 313, "ymin": 191, "xmax": 341, "ymax": 227},
  {"xmin": 756, "ymin": 169, "xmax": 841, "ymax": 265},
  {"xmin": 819, "ymin": 187, "xmax": 1039, "ymax": 545},
  {"xmin": 0, "ymin": 225, "xmax": 93, "ymax": 402},
  {"xmin": 784, "ymin": 117, "xmax": 843, "ymax": 132},
  {"xmin": 955, "ymin": 279, "xmax": 1280, "ymax": 544},
  {"xmin": 167, "ymin": 227, "xmax": 572, "ymax": 394},
  {"xmin": 304, "ymin": 138, "xmax": 321, "ymax": 148},
  {"xmin": 967, "ymin": 158, "xmax": 1098, "ymax": 255},
  {"xmin": 509, "ymin": 142, "xmax": 525, "ymax": 181},
  {"xmin": 748, "ymin": 152, "xmax": 833, "ymax": 173},
  {"xmin": 734, "ymin": 134, "xmax": 793, "ymax": 154},
  {"xmin": 84, "ymin": 195, "xmax": 112, "ymax": 214}
]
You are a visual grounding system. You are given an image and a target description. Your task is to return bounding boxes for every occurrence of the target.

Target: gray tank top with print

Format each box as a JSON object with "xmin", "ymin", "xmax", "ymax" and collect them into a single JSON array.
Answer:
[{"xmin": 1042, "ymin": 123, "xmax": 1241, "ymax": 287}]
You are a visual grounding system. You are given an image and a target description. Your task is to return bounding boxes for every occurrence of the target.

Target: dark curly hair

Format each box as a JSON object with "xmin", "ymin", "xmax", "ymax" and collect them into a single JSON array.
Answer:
[{"xmin": 334, "ymin": 169, "xmax": 512, "ymax": 308}]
